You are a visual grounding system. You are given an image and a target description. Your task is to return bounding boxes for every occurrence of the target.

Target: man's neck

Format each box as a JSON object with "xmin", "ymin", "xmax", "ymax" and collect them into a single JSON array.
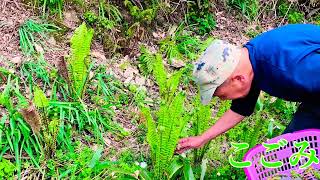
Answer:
[
  {"xmin": 240, "ymin": 47, "xmax": 254, "ymax": 94},
  {"xmin": 240, "ymin": 47, "xmax": 254, "ymax": 79}
]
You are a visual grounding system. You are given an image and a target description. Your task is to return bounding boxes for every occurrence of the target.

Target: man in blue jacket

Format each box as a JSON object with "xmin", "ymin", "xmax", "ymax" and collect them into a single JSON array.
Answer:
[{"xmin": 176, "ymin": 24, "xmax": 320, "ymax": 154}]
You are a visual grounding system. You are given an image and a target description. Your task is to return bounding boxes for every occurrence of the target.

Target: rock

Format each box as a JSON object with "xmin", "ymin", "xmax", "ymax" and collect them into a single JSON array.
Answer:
[
  {"xmin": 135, "ymin": 76, "xmax": 146, "ymax": 86},
  {"xmin": 124, "ymin": 76, "xmax": 133, "ymax": 84},
  {"xmin": 63, "ymin": 10, "xmax": 80, "ymax": 29},
  {"xmin": 103, "ymin": 136, "xmax": 112, "ymax": 146},
  {"xmin": 48, "ymin": 37, "xmax": 56, "ymax": 46},
  {"xmin": 146, "ymin": 79, "xmax": 154, "ymax": 87},
  {"xmin": 124, "ymin": 67, "xmax": 134, "ymax": 77},
  {"xmin": 34, "ymin": 44, "xmax": 44, "ymax": 54},
  {"xmin": 171, "ymin": 59, "xmax": 185, "ymax": 68},
  {"xmin": 11, "ymin": 56, "xmax": 22, "ymax": 64},
  {"xmin": 91, "ymin": 51, "xmax": 107, "ymax": 62}
]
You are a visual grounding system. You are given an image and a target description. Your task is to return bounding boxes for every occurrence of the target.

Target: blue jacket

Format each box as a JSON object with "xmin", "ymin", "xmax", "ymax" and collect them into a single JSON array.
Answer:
[{"xmin": 231, "ymin": 24, "xmax": 320, "ymax": 116}]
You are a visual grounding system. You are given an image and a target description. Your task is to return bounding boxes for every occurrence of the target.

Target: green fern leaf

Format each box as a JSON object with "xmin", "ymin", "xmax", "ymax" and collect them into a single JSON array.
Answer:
[
  {"xmin": 153, "ymin": 53, "xmax": 167, "ymax": 96},
  {"xmin": 138, "ymin": 46, "xmax": 156, "ymax": 76},
  {"xmin": 68, "ymin": 22, "xmax": 94, "ymax": 99},
  {"xmin": 141, "ymin": 106, "xmax": 158, "ymax": 159},
  {"xmin": 33, "ymin": 86, "xmax": 49, "ymax": 108},
  {"xmin": 166, "ymin": 70, "xmax": 183, "ymax": 99}
]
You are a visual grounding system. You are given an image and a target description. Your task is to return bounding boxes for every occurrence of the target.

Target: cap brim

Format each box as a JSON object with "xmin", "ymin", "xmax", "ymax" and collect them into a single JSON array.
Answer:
[{"xmin": 200, "ymin": 85, "xmax": 217, "ymax": 105}]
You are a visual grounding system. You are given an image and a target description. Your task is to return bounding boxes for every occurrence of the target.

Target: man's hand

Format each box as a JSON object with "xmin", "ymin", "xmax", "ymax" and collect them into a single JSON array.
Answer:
[
  {"xmin": 175, "ymin": 110, "xmax": 245, "ymax": 154},
  {"xmin": 176, "ymin": 136, "xmax": 205, "ymax": 154}
]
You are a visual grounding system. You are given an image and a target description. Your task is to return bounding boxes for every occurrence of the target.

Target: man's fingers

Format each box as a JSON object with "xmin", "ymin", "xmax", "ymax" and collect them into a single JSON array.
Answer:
[
  {"xmin": 176, "ymin": 147, "xmax": 191, "ymax": 154},
  {"xmin": 177, "ymin": 141, "xmax": 191, "ymax": 150},
  {"xmin": 178, "ymin": 138, "xmax": 190, "ymax": 144}
]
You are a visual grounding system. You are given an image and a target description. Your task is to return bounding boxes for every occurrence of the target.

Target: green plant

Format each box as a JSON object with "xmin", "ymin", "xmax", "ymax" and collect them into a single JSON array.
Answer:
[
  {"xmin": 228, "ymin": 0, "xmax": 259, "ymax": 20},
  {"xmin": 138, "ymin": 45, "xmax": 157, "ymax": 76},
  {"xmin": 84, "ymin": 2, "xmax": 122, "ymax": 30},
  {"xmin": 0, "ymin": 76, "xmax": 42, "ymax": 178},
  {"xmin": 278, "ymin": 1, "xmax": 304, "ymax": 24},
  {"xmin": 190, "ymin": 95, "xmax": 212, "ymax": 165},
  {"xmin": 124, "ymin": 0, "xmax": 158, "ymax": 24},
  {"xmin": 140, "ymin": 54, "xmax": 188, "ymax": 179},
  {"xmin": 32, "ymin": 0, "xmax": 64, "ymax": 18},
  {"xmin": 19, "ymin": 19, "xmax": 59, "ymax": 56},
  {"xmin": 98, "ymin": 1, "xmax": 122, "ymax": 23},
  {"xmin": 160, "ymin": 33, "xmax": 214, "ymax": 62},
  {"xmin": 0, "ymin": 159, "xmax": 16, "ymax": 179},
  {"xmin": 67, "ymin": 22, "xmax": 94, "ymax": 99},
  {"xmin": 187, "ymin": 0, "xmax": 216, "ymax": 35},
  {"xmin": 168, "ymin": 155, "xmax": 208, "ymax": 180},
  {"xmin": 159, "ymin": 36, "xmax": 183, "ymax": 64}
]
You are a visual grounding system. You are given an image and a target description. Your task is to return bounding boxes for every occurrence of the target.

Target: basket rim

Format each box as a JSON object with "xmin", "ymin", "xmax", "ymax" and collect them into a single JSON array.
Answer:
[{"xmin": 243, "ymin": 128, "xmax": 320, "ymax": 179}]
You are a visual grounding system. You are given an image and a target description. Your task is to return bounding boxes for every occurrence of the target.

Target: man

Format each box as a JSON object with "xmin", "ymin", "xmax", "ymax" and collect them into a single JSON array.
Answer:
[{"xmin": 176, "ymin": 24, "xmax": 320, "ymax": 154}]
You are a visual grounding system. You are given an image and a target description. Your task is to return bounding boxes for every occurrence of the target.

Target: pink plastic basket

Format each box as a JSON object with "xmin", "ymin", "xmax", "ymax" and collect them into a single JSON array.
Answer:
[{"xmin": 243, "ymin": 129, "xmax": 320, "ymax": 180}]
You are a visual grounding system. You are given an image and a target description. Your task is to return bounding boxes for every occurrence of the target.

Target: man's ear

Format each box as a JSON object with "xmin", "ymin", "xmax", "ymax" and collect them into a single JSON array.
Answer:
[{"xmin": 233, "ymin": 75, "xmax": 245, "ymax": 82}]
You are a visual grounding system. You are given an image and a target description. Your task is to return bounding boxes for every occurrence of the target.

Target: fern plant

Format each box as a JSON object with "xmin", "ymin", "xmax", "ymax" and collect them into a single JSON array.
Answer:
[
  {"xmin": 190, "ymin": 94, "xmax": 213, "ymax": 165},
  {"xmin": 138, "ymin": 45, "xmax": 157, "ymax": 76},
  {"xmin": 124, "ymin": 0, "xmax": 158, "ymax": 24},
  {"xmin": 159, "ymin": 37, "xmax": 182, "ymax": 64},
  {"xmin": 141, "ymin": 54, "xmax": 187, "ymax": 179},
  {"xmin": 67, "ymin": 22, "xmax": 94, "ymax": 99}
]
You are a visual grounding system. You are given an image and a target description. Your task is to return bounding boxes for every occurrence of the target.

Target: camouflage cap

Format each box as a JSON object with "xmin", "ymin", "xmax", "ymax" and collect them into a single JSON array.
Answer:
[{"xmin": 193, "ymin": 39, "xmax": 241, "ymax": 105}]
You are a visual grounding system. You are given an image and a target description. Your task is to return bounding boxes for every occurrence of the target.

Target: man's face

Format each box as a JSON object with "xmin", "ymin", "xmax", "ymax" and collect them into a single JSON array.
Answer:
[{"xmin": 213, "ymin": 78, "xmax": 249, "ymax": 100}]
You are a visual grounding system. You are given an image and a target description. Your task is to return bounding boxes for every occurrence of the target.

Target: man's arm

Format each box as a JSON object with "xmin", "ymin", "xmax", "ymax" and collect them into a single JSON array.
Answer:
[
  {"xmin": 201, "ymin": 109, "xmax": 244, "ymax": 143},
  {"xmin": 176, "ymin": 109, "xmax": 244, "ymax": 154}
]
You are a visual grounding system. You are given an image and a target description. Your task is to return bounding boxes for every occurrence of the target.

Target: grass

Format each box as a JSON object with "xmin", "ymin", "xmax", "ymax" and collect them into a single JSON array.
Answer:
[
  {"xmin": 228, "ymin": 0, "xmax": 260, "ymax": 21},
  {"xmin": 19, "ymin": 20, "xmax": 59, "ymax": 56}
]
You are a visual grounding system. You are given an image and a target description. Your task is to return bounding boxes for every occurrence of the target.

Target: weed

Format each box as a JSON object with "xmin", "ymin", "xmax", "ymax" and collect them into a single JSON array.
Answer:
[
  {"xmin": 124, "ymin": 0, "xmax": 158, "ymax": 25},
  {"xmin": 278, "ymin": 1, "xmax": 304, "ymax": 24},
  {"xmin": 0, "ymin": 76, "xmax": 42, "ymax": 178},
  {"xmin": 32, "ymin": 0, "xmax": 64, "ymax": 18},
  {"xmin": 187, "ymin": 0, "xmax": 216, "ymax": 35},
  {"xmin": 19, "ymin": 19, "xmax": 59, "ymax": 56},
  {"xmin": 228, "ymin": 0, "xmax": 260, "ymax": 21}
]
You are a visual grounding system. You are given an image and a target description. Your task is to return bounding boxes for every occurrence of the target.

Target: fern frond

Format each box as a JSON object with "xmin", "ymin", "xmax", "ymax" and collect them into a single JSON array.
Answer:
[
  {"xmin": 191, "ymin": 94, "xmax": 212, "ymax": 164},
  {"xmin": 68, "ymin": 22, "xmax": 94, "ymax": 99},
  {"xmin": 155, "ymin": 93, "xmax": 186, "ymax": 179},
  {"xmin": 166, "ymin": 70, "xmax": 183, "ymax": 100},
  {"xmin": 152, "ymin": 53, "xmax": 167, "ymax": 96},
  {"xmin": 159, "ymin": 37, "xmax": 182, "ymax": 64},
  {"xmin": 141, "ymin": 106, "xmax": 158, "ymax": 160},
  {"xmin": 138, "ymin": 45, "xmax": 156, "ymax": 76},
  {"xmin": 33, "ymin": 86, "xmax": 49, "ymax": 108}
]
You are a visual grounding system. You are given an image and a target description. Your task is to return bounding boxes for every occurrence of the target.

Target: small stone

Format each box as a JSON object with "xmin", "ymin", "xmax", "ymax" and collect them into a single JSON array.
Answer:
[
  {"xmin": 34, "ymin": 44, "xmax": 44, "ymax": 54},
  {"xmin": 91, "ymin": 51, "xmax": 107, "ymax": 61},
  {"xmin": 135, "ymin": 76, "xmax": 146, "ymax": 86},
  {"xmin": 48, "ymin": 37, "xmax": 56, "ymax": 45},
  {"xmin": 63, "ymin": 10, "xmax": 80, "ymax": 29},
  {"xmin": 171, "ymin": 59, "xmax": 185, "ymax": 68},
  {"xmin": 11, "ymin": 56, "xmax": 22, "ymax": 64}
]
